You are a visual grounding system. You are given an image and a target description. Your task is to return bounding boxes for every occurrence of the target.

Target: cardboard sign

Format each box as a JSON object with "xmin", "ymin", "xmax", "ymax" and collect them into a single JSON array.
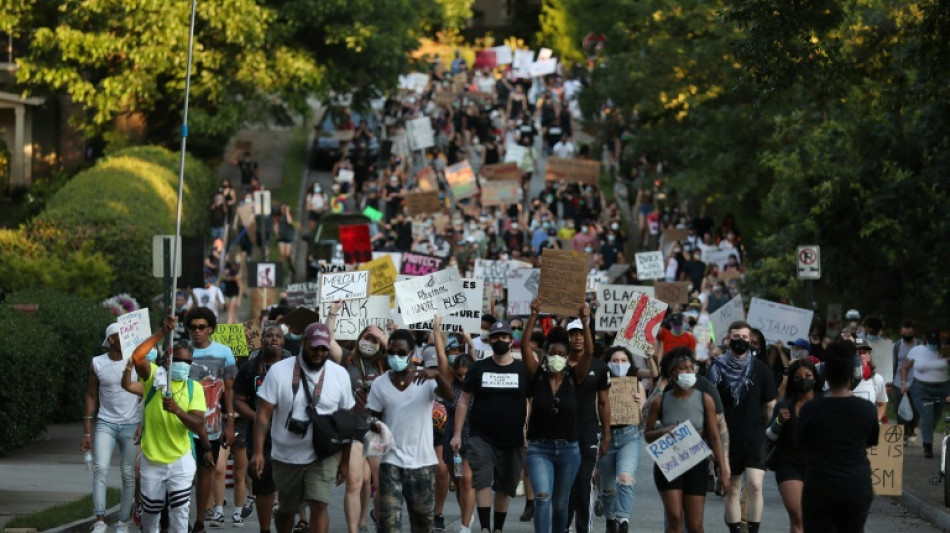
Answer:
[
  {"xmin": 507, "ymin": 268, "xmax": 540, "ymax": 316},
  {"xmin": 747, "ymin": 297, "xmax": 814, "ymax": 346},
  {"xmin": 277, "ymin": 307, "xmax": 321, "ymax": 334},
  {"xmin": 435, "ymin": 91, "xmax": 458, "ymax": 107},
  {"xmin": 867, "ymin": 425, "xmax": 904, "ymax": 496},
  {"xmin": 538, "ymin": 249, "xmax": 589, "ymax": 316},
  {"xmin": 319, "ymin": 295, "xmax": 390, "ymax": 341},
  {"xmin": 544, "ymin": 157, "xmax": 600, "ymax": 185},
  {"xmin": 647, "ymin": 420, "xmax": 712, "ymax": 481},
  {"xmin": 634, "ymin": 251, "xmax": 665, "ymax": 280},
  {"xmin": 117, "ymin": 308, "xmax": 151, "ymax": 359},
  {"xmin": 445, "ymin": 160, "xmax": 478, "ymax": 200},
  {"xmin": 609, "ymin": 377, "xmax": 641, "ymax": 425},
  {"xmin": 406, "ymin": 279, "xmax": 483, "ymax": 333},
  {"xmin": 406, "ymin": 190, "xmax": 442, "ymax": 217},
  {"xmin": 482, "ymin": 162, "xmax": 522, "ymax": 181},
  {"xmin": 248, "ymin": 262, "xmax": 282, "ymax": 288},
  {"xmin": 394, "ymin": 266, "xmax": 467, "ymax": 324},
  {"xmin": 597, "ymin": 284, "xmax": 656, "ymax": 332},
  {"xmin": 492, "ymin": 45, "xmax": 513, "ymax": 65},
  {"xmin": 663, "ymin": 228, "xmax": 690, "ymax": 244},
  {"xmin": 400, "ymin": 252, "xmax": 445, "ymax": 276},
  {"xmin": 243, "ymin": 319, "xmax": 262, "ymax": 352},
  {"xmin": 359, "ymin": 255, "xmax": 398, "ymax": 306},
  {"xmin": 286, "ymin": 282, "xmax": 318, "ymax": 309},
  {"xmin": 702, "ymin": 248, "xmax": 740, "ymax": 271},
  {"xmin": 709, "ymin": 295, "xmax": 744, "ymax": 345},
  {"xmin": 339, "ymin": 224, "xmax": 373, "ymax": 264},
  {"xmin": 719, "ymin": 270, "xmax": 742, "ymax": 283},
  {"xmin": 481, "ymin": 180, "xmax": 522, "ymax": 206},
  {"xmin": 613, "ymin": 292, "xmax": 669, "ymax": 359},
  {"xmin": 655, "ymin": 282, "xmax": 691, "ymax": 306},
  {"xmin": 320, "ymin": 270, "xmax": 370, "ymax": 302},
  {"xmin": 211, "ymin": 324, "xmax": 249, "ymax": 357}
]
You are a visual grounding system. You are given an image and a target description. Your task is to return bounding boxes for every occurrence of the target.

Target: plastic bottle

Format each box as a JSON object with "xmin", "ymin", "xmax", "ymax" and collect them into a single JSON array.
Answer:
[
  {"xmin": 84, "ymin": 451, "xmax": 94, "ymax": 472},
  {"xmin": 453, "ymin": 452, "xmax": 463, "ymax": 477}
]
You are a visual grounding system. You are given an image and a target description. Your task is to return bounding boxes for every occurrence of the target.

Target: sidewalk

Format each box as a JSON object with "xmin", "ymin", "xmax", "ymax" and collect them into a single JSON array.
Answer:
[{"xmin": 899, "ymin": 437, "xmax": 950, "ymax": 531}]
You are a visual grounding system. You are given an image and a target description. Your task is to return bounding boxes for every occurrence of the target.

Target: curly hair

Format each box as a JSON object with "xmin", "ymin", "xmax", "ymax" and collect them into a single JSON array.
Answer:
[{"xmin": 184, "ymin": 306, "xmax": 217, "ymax": 331}]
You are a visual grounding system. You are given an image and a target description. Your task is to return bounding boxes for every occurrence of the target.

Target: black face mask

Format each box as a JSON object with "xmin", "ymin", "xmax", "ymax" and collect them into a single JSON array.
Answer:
[
  {"xmin": 491, "ymin": 340, "xmax": 511, "ymax": 356},
  {"xmin": 795, "ymin": 377, "xmax": 815, "ymax": 393},
  {"xmin": 902, "ymin": 335, "xmax": 915, "ymax": 342},
  {"xmin": 729, "ymin": 338, "xmax": 750, "ymax": 355}
]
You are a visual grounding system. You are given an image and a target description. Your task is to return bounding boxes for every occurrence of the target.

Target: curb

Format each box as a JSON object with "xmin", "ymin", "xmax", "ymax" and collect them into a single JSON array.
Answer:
[
  {"xmin": 900, "ymin": 488, "xmax": 950, "ymax": 532},
  {"xmin": 43, "ymin": 504, "xmax": 119, "ymax": 533}
]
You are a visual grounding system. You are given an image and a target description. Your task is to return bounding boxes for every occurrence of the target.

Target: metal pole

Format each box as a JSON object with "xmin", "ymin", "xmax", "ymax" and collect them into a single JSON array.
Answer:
[
  {"xmin": 168, "ymin": 0, "xmax": 199, "ymax": 392},
  {"xmin": 163, "ymin": 239, "xmax": 172, "ymax": 357}
]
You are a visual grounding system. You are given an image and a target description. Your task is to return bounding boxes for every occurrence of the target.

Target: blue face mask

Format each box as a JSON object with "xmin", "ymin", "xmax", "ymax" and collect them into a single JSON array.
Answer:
[
  {"xmin": 448, "ymin": 354, "xmax": 458, "ymax": 366},
  {"xmin": 171, "ymin": 361, "xmax": 191, "ymax": 382},
  {"xmin": 286, "ymin": 333, "xmax": 302, "ymax": 341},
  {"xmin": 388, "ymin": 354, "xmax": 410, "ymax": 372}
]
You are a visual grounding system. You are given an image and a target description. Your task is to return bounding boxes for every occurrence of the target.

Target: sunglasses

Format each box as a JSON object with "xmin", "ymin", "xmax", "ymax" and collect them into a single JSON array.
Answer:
[
  {"xmin": 188, "ymin": 324, "xmax": 210, "ymax": 331},
  {"xmin": 511, "ymin": 327, "xmax": 524, "ymax": 331}
]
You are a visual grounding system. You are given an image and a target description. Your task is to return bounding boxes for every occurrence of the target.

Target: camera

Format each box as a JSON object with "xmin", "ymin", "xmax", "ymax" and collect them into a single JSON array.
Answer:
[{"xmin": 286, "ymin": 417, "xmax": 311, "ymax": 436}]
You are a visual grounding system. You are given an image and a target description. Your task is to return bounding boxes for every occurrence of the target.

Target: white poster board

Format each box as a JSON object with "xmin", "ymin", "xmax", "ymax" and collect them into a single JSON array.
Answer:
[
  {"xmin": 597, "ymin": 284, "xmax": 655, "ymax": 332},
  {"xmin": 702, "ymin": 248, "xmax": 740, "ymax": 271},
  {"xmin": 118, "ymin": 308, "xmax": 151, "ymax": 360},
  {"xmin": 507, "ymin": 268, "xmax": 540, "ymax": 316},
  {"xmin": 613, "ymin": 292, "xmax": 669, "ymax": 361},
  {"xmin": 319, "ymin": 270, "xmax": 370, "ymax": 302},
  {"xmin": 513, "ymin": 49, "xmax": 535, "ymax": 70},
  {"xmin": 395, "ymin": 266, "xmax": 467, "ymax": 324},
  {"xmin": 406, "ymin": 279, "xmax": 483, "ymax": 333},
  {"xmin": 528, "ymin": 59, "xmax": 558, "ymax": 78},
  {"xmin": 319, "ymin": 295, "xmax": 389, "ymax": 341},
  {"xmin": 407, "ymin": 116, "xmax": 435, "ymax": 151},
  {"xmin": 634, "ymin": 251, "xmax": 665, "ymax": 280},
  {"xmin": 647, "ymin": 420, "xmax": 712, "ymax": 481},
  {"xmin": 336, "ymin": 169, "xmax": 354, "ymax": 183},
  {"xmin": 709, "ymin": 295, "xmax": 744, "ymax": 346},
  {"xmin": 746, "ymin": 297, "xmax": 814, "ymax": 346},
  {"xmin": 491, "ymin": 45, "xmax": 513, "ymax": 65},
  {"xmin": 504, "ymin": 144, "xmax": 527, "ymax": 165}
]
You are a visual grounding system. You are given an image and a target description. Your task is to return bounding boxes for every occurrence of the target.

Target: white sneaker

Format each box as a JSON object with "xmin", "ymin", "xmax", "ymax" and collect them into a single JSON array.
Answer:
[
  {"xmin": 459, "ymin": 527, "xmax": 471, "ymax": 533},
  {"xmin": 115, "ymin": 521, "xmax": 130, "ymax": 533},
  {"xmin": 91, "ymin": 521, "xmax": 107, "ymax": 533},
  {"xmin": 516, "ymin": 480, "xmax": 525, "ymax": 496}
]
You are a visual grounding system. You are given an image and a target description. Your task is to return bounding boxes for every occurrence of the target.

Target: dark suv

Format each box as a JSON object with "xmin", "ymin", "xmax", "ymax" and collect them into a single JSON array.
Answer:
[{"xmin": 309, "ymin": 107, "xmax": 381, "ymax": 170}]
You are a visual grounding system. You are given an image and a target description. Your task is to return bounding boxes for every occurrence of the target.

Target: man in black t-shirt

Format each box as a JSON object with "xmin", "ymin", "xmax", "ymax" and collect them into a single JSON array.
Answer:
[
  {"xmin": 708, "ymin": 321, "xmax": 777, "ymax": 533},
  {"xmin": 452, "ymin": 320, "xmax": 528, "ymax": 533}
]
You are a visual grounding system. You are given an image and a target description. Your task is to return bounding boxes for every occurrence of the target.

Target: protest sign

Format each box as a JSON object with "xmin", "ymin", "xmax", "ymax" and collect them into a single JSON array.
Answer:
[
  {"xmin": 474, "ymin": 50, "xmax": 497, "ymax": 70},
  {"xmin": 597, "ymin": 284, "xmax": 656, "ymax": 332},
  {"xmin": 634, "ymin": 251, "xmax": 665, "ymax": 280},
  {"xmin": 333, "ymin": 129, "xmax": 355, "ymax": 143},
  {"xmin": 609, "ymin": 377, "xmax": 641, "ymax": 425},
  {"xmin": 504, "ymin": 144, "xmax": 527, "ymax": 166},
  {"xmin": 406, "ymin": 190, "xmax": 442, "ymax": 217},
  {"xmin": 747, "ymin": 297, "xmax": 814, "ymax": 346},
  {"xmin": 359, "ymin": 255, "xmax": 397, "ymax": 306},
  {"xmin": 362, "ymin": 206, "xmax": 384, "ymax": 222},
  {"xmin": 243, "ymin": 319, "xmax": 262, "ymax": 351},
  {"xmin": 211, "ymin": 324, "xmax": 249, "ymax": 357},
  {"xmin": 278, "ymin": 307, "xmax": 320, "ymax": 334},
  {"xmin": 513, "ymin": 49, "xmax": 535, "ymax": 70},
  {"xmin": 702, "ymin": 248, "xmax": 740, "ymax": 271},
  {"xmin": 391, "ymin": 132, "xmax": 410, "ymax": 157},
  {"xmin": 481, "ymin": 180, "xmax": 522, "ymax": 206},
  {"xmin": 373, "ymin": 251, "xmax": 401, "ymax": 272},
  {"xmin": 662, "ymin": 228, "xmax": 690, "ymax": 244},
  {"xmin": 400, "ymin": 252, "xmax": 445, "ymax": 276},
  {"xmin": 867, "ymin": 425, "xmax": 903, "ymax": 496},
  {"xmin": 118, "ymin": 308, "xmax": 150, "ymax": 359},
  {"xmin": 529, "ymin": 58, "xmax": 558, "ymax": 77},
  {"xmin": 415, "ymin": 166, "xmax": 439, "ymax": 192},
  {"xmin": 492, "ymin": 45, "xmax": 513, "ymax": 65},
  {"xmin": 538, "ymin": 249, "xmax": 588, "ymax": 316},
  {"xmin": 719, "ymin": 270, "xmax": 742, "ymax": 283},
  {"xmin": 411, "ymin": 221, "xmax": 429, "ymax": 241},
  {"xmin": 587, "ymin": 271, "xmax": 609, "ymax": 294},
  {"xmin": 655, "ymin": 282, "xmax": 691, "ymax": 306},
  {"xmin": 339, "ymin": 224, "xmax": 373, "ymax": 264},
  {"xmin": 406, "ymin": 279, "xmax": 483, "ymax": 333},
  {"xmin": 286, "ymin": 282, "xmax": 318, "ymax": 309},
  {"xmin": 434, "ymin": 91, "xmax": 458, "ymax": 107},
  {"xmin": 407, "ymin": 116, "xmax": 435, "ymax": 151},
  {"xmin": 473, "ymin": 259, "xmax": 532, "ymax": 286},
  {"xmin": 445, "ymin": 161, "xmax": 478, "ymax": 200},
  {"xmin": 481, "ymin": 162, "xmax": 521, "ymax": 181},
  {"xmin": 336, "ymin": 169, "xmax": 354, "ymax": 183},
  {"xmin": 319, "ymin": 295, "xmax": 390, "ymax": 341},
  {"xmin": 709, "ymin": 295, "xmax": 744, "ymax": 346},
  {"xmin": 544, "ymin": 157, "xmax": 600, "ymax": 185},
  {"xmin": 247, "ymin": 262, "xmax": 282, "ymax": 288},
  {"xmin": 394, "ymin": 266, "xmax": 467, "ymax": 324},
  {"xmin": 317, "ymin": 261, "xmax": 346, "ymax": 274},
  {"xmin": 320, "ymin": 270, "xmax": 370, "ymax": 302},
  {"xmin": 647, "ymin": 420, "xmax": 712, "ymax": 482},
  {"xmin": 613, "ymin": 292, "xmax": 669, "ymax": 359},
  {"xmin": 507, "ymin": 268, "xmax": 540, "ymax": 316}
]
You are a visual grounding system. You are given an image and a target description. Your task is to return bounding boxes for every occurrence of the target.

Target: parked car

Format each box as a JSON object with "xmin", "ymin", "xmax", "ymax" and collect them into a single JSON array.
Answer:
[{"xmin": 309, "ymin": 107, "xmax": 381, "ymax": 170}]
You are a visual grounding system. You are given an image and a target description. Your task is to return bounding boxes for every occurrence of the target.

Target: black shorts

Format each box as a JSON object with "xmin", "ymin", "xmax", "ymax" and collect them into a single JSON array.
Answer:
[
  {"xmin": 467, "ymin": 436, "xmax": 523, "ymax": 497},
  {"xmin": 193, "ymin": 437, "xmax": 223, "ymax": 469},
  {"xmin": 433, "ymin": 431, "xmax": 444, "ymax": 448},
  {"xmin": 232, "ymin": 422, "xmax": 248, "ymax": 449},
  {"xmin": 774, "ymin": 461, "xmax": 805, "ymax": 484},
  {"xmin": 654, "ymin": 458, "xmax": 710, "ymax": 496},
  {"xmin": 249, "ymin": 451, "xmax": 277, "ymax": 496},
  {"xmin": 729, "ymin": 447, "xmax": 765, "ymax": 475}
]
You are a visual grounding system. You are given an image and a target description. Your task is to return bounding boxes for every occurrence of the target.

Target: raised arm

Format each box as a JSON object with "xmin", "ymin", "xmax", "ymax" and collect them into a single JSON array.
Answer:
[
  {"xmin": 432, "ymin": 314, "xmax": 455, "ymax": 399},
  {"xmin": 325, "ymin": 300, "xmax": 343, "ymax": 363},
  {"xmin": 576, "ymin": 302, "xmax": 593, "ymax": 379},
  {"xmin": 131, "ymin": 315, "xmax": 177, "ymax": 381},
  {"xmin": 522, "ymin": 299, "xmax": 543, "ymax": 379}
]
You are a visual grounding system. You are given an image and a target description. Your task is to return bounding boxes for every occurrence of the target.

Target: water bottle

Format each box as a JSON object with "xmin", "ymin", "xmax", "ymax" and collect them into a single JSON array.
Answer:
[
  {"xmin": 453, "ymin": 452, "xmax": 463, "ymax": 478},
  {"xmin": 84, "ymin": 451, "xmax": 94, "ymax": 472}
]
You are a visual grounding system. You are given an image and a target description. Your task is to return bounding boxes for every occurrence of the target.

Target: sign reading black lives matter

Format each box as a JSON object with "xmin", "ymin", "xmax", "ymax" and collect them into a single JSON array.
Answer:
[{"xmin": 394, "ymin": 266, "xmax": 467, "ymax": 324}]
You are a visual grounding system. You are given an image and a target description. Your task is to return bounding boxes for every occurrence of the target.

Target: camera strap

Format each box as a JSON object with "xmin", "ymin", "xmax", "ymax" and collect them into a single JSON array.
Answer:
[{"xmin": 285, "ymin": 357, "xmax": 327, "ymax": 430}]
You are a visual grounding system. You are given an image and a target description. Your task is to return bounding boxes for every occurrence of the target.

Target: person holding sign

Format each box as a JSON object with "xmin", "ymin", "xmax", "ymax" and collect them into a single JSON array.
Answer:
[
  {"xmin": 645, "ymin": 349, "xmax": 730, "ymax": 533},
  {"xmin": 794, "ymin": 340, "xmax": 879, "ymax": 533},
  {"xmin": 598, "ymin": 347, "xmax": 647, "ymax": 533}
]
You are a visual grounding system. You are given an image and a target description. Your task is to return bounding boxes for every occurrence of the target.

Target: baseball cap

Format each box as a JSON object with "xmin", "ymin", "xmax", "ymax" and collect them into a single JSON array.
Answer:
[
  {"xmin": 446, "ymin": 336, "xmax": 461, "ymax": 351},
  {"xmin": 687, "ymin": 298, "xmax": 701, "ymax": 309},
  {"xmin": 102, "ymin": 323, "xmax": 120, "ymax": 348},
  {"xmin": 854, "ymin": 338, "xmax": 873, "ymax": 351},
  {"xmin": 567, "ymin": 319, "xmax": 584, "ymax": 332},
  {"xmin": 488, "ymin": 321, "xmax": 513, "ymax": 336},
  {"xmin": 670, "ymin": 313, "xmax": 684, "ymax": 326},
  {"xmin": 787, "ymin": 338, "xmax": 810, "ymax": 349},
  {"xmin": 303, "ymin": 323, "xmax": 331, "ymax": 349}
]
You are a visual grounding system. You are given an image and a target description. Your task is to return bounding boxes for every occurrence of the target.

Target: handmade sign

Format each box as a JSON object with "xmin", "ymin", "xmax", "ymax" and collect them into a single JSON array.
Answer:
[
  {"xmin": 538, "ymin": 249, "xmax": 588, "ymax": 316},
  {"xmin": 407, "ymin": 116, "xmax": 435, "ymax": 151},
  {"xmin": 278, "ymin": 307, "xmax": 320, "ymax": 334},
  {"xmin": 719, "ymin": 270, "xmax": 742, "ymax": 283},
  {"xmin": 286, "ymin": 282, "xmax": 318, "ymax": 309},
  {"xmin": 247, "ymin": 262, "xmax": 282, "ymax": 288},
  {"xmin": 359, "ymin": 255, "xmax": 397, "ymax": 306},
  {"xmin": 211, "ymin": 324, "xmax": 249, "ymax": 357},
  {"xmin": 474, "ymin": 50, "xmax": 497, "ymax": 70},
  {"xmin": 528, "ymin": 58, "xmax": 558, "ymax": 77},
  {"xmin": 411, "ymin": 221, "xmax": 429, "ymax": 241},
  {"xmin": 400, "ymin": 252, "xmax": 445, "ymax": 276},
  {"xmin": 597, "ymin": 284, "xmax": 656, "ymax": 332},
  {"xmin": 481, "ymin": 162, "xmax": 521, "ymax": 181},
  {"xmin": 415, "ymin": 166, "xmax": 439, "ymax": 192},
  {"xmin": 504, "ymin": 144, "xmax": 527, "ymax": 166},
  {"xmin": 435, "ymin": 91, "xmax": 458, "ymax": 107},
  {"xmin": 339, "ymin": 224, "xmax": 373, "ymax": 264},
  {"xmin": 319, "ymin": 295, "xmax": 390, "ymax": 341},
  {"xmin": 243, "ymin": 319, "xmax": 262, "ymax": 352},
  {"xmin": 609, "ymin": 377, "xmax": 641, "ymax": 425},
  {"xmin": 394, "ymin": 266, "xmax": 467, "ymax": 324},
  {"xmin": 507, "ymin": 268, "xmax": 540, "ymax": 316},
  {"xmin": 662, "ymin": 228, "xmax": 690, "ymax": 244},
  {"xmin": 481, "ymin": 180, "xmax": 522, "ymax": 206},
  {"xmin": 492, "ymin": 45, "xmax": 513, "ymax": 65},
  {"xmin": 406, "ymin": 279, "xmax": 483, "ymax": 333},
  {"xmin": 319, "ymin": 270, "xmax": 370, "ymax": 302},
  {"xmin": 391, "ymin": 132, "xmax": 410, "ymax": 157},
  {"xmin": 613, "ymin": 292, "xmax": 669, "ymax": 358},
  {"xmin": 118, "ymin": 308, "xmax": 151, "ymax": 359},
  {"xmin": 586, "ymin": 271, "xmax": 610, "ymax": 294},
  {"xmin": 634, "ymin": 251, "xmax": 665, "ymax": 280},
  {"xmin": 372, "ymin": 252, "xmax": 402, "ymax": 273},
  {"xmin": 544, "ymin": 157, "xmax": 600, "ymax": 185},
  {"xmin": 647, "ymin": 420, "xmax": 712, "ymax": 482},
  {"xmin": 473, "ymin": 259, "xmax": 532, "ymax": 287},
  {"xmin": 317, "ymin": 261, "xmax": 347, "ymax": 274},
  {"xmin": 702, "ymin": 248, "xmax": 740, "ymax": 271},
  {"xmin": 655, "ymin": 282, "xmax": 691, "ymax": 306},
  {"xmin": 336, "ymin": 169, "xmax": 354, "ymax": 183},
  {"xmin": 868, "ymin": 425, "xmax": 903, "ymax": 496},
  {"xmin": 747, "ymin": 298, "xmax": 814, "ymax": 346},
  {"xmin": 445, "ymin": 160, "xmax": 478, "ymax": 200},
  {"xmin": 709, "ymin": 295, "xmax": 744, "ymax": 345},
  {"xmin": 362, "ymin": 206, "xmax": 384, "ymax": 222},
  {"xmin": 513, "ymin": 49, "xmax": 535, "ymax": 71},
  {"xmin": 406, "ymin": 190, "xmax": 442, "ymax": 217}
]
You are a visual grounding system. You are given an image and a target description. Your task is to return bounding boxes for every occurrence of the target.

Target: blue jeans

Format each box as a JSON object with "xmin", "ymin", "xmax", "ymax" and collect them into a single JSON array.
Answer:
[
  {"xmin": 598, "ymin": 425, "xmax": 642, "ymax": 521},
  {"xmin": 526, "ymin": 439, "xmax": 580, "ymax": 533},
  {"xmin": 910, "ymin": 380, "xmax": 950, "ymax": 445},
  {"xmin": 93, "ymin": 421, "xmax": 138, "ymax": 520}
]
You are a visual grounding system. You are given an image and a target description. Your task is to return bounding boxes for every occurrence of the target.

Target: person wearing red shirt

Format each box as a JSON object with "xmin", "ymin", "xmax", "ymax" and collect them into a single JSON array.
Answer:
[{"xmin": 657, "ymin": 314, "xmax": 697, "ymax": 363}]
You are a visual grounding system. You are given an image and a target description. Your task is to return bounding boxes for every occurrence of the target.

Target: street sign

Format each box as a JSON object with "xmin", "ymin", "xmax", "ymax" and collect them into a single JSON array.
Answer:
[
  {"xmin": 796, "ymin": 245, "xmax": 821, "ymax": 280},
  {"xmin": 152, "ymin": 235, "xmax": 182, "ymax": 278}
]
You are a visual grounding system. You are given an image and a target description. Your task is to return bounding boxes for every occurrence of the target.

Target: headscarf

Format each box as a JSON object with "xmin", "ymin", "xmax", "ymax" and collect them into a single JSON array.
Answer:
[{"xmin": 708, "ymin": 352, "xmax": 754, "ymax": 406}]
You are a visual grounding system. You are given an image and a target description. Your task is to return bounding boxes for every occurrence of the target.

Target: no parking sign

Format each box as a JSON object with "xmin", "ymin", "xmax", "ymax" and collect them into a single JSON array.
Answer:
[{"xmin": 796, "ymin": 245, "xmax": 821, "ymax": 280}]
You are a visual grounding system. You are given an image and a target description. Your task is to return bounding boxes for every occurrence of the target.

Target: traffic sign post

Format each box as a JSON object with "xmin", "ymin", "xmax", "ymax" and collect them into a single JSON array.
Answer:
[{"xmin": 797, "ymin": 245, "xmax": 821, "ymax": 280}]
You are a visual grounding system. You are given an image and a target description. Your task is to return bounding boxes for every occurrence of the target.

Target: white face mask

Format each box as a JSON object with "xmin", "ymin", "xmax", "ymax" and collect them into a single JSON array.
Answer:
[
  {"xmin": 547, "ymin": 355, "xmax": 568, "ymax": 373},
  {"xmin": 608, "ymin": 362, "xmax": 630, "ymax": 377},
  {"xmin": 610, "ymin": 223, "xmax": 619, "ymax": 231},
  {"xmin": 358, "ymin": 339, "xmax": 379, "ymax": 356},
  {"xmin": 480, "ymin": 329, "xmax": 490, "ymax": 338},
  {"xmin": 676, "ymin": 372, "xmax": 697, "ymax": 390}
]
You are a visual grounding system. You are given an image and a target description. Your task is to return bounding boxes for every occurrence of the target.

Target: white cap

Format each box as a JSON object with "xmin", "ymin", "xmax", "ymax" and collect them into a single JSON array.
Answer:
[
  {"xmin": 567, "ymin": 319, "xmax": 584, "ymax": 332},
  {"xmin": 102, "ymin": 323, "xmax": 120, "ymax": 348}
]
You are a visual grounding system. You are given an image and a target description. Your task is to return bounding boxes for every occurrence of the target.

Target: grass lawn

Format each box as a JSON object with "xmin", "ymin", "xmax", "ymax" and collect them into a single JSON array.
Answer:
[{"xmin": 5, "ymin": 488, "xmax": 121, "ymax": 530}]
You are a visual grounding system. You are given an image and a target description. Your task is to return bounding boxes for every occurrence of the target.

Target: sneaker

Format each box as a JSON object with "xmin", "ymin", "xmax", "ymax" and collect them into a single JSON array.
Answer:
[
  {"xmin": 434, "ymin": 515, "xmax": 446, "ymax": 531},
  {"xmin": 133, "ymin": 503, "xmax": 143, "ymax": 528},
  {"xmin": 459, "ymin": 527, "xmax": 471, "ymax": 533},
  {"xmin": 516, "ymin": 480, "xmax": 525, "ymax": 496},
  {"xmin": 208, "ymin": 511, "xmax": 225, "ymax": 527},
  {"xmin": 91, "ymin": 521, "xmax": 107, "ymax": 533},
  {"xmin": 231, "ymin": 512, "xmax": 244, "ymax": 526},
  {"xmin": 115, "ymin": 521, "xmax": 130, "ymax": 533},
  {"xmin": 241, "ymin": 497, "xmax": 255, "ymax": 519},
  {"xmin": 203, "ymin": 509, "xmax": 214, "ymax": 522}
]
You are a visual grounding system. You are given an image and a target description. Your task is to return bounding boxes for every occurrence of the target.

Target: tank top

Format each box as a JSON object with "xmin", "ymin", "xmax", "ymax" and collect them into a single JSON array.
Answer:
[
  {"xmin": 93, "ymin": 354, "xmax": 142, "ymax": 424},
  {"xmin": 660, "ymin": 388, "xmax": 705, "ymax": 438}
]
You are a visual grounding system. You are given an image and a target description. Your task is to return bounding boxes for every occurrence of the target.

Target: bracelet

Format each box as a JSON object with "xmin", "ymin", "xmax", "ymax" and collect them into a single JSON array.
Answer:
[{"xmin": 328, "ymin": 312, "xmax": 338, "ymax": 317}]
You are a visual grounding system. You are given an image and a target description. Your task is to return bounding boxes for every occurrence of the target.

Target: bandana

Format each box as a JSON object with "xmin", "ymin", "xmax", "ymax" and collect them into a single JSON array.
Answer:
[{"xmin": 708, "ymin": 353, "xmax": 754, "ymax": 406}]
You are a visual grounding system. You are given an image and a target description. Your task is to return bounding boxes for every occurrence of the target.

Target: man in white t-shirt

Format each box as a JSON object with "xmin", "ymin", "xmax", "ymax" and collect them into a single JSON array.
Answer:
[
  {"xmin": 188, "ymin": 278, "xmax": 226, "ymax": 319},
  {"xmin": 367, "ymin": 323, "xmax": 454, "ymax": 533},
  {"xmin": 852, "ymin": 339, "xmax": 887, "ymax": 421},
  {"xmin": 252, "ymin": 322, "xmax": 356, "ymax": 533},
  {"xmin": 552, "ymin": 135, "xmax": 576, "ymax": 159}
]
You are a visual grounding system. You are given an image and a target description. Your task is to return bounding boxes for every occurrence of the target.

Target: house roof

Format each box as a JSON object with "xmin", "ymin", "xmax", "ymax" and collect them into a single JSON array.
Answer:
[{"xmin": 0, "ymin": 90, "xmax": 45, "ymax": 106}]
